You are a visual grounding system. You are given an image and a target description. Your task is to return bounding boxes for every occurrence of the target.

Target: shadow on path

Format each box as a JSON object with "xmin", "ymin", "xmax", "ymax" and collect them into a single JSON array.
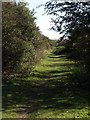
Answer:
[{"xmin": 3, "ymin": 53, "xmax": 89, "ymax": 118}]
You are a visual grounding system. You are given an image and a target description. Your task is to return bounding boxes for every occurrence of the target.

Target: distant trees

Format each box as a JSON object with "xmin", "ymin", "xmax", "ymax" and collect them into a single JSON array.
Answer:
[
  {"xmin": 2, "ymin": 2, "xmax": 54, "ymax": 80},
  {"xmin": 44, "ymin": 0, "xmax": 90, "ymax": 72}
]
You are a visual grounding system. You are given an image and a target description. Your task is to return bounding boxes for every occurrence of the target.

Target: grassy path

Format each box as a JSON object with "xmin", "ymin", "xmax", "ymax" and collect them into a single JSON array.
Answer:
[{"xmin": 3, "ymin": 52, "xmax": 89, "ymax": 118}]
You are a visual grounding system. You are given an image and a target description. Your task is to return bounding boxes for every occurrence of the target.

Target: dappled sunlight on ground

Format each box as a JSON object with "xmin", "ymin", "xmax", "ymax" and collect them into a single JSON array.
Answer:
[{"xmin": 3, "ymin": 52, "xmax": 90, "ymax": 118}]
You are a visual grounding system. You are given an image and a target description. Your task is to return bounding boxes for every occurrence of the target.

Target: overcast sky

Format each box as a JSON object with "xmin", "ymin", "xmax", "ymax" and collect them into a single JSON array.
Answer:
[{"xmin": 26, "ymin": 0, "xmax": 60, "ymax": 40}]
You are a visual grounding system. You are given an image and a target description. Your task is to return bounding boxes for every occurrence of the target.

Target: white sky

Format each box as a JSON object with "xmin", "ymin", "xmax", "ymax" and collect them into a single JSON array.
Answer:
[{"xmin": 26, "ymin": 0, "xmax": 60, "ymax": 40}]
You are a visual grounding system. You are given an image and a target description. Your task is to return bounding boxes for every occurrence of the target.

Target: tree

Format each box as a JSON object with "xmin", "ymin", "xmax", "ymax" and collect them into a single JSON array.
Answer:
[
  {"xmin": 44, "ymin": 0, "xmax": 90, "ymax": 72},
  {"xmin": 2, "ymin": 2, "xmax": 53, "ymax": 80}
]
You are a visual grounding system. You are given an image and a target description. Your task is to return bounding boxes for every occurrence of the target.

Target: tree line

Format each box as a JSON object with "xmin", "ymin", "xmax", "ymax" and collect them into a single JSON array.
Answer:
[
  {"xmin": 44, "ymin": 0, "xmax": 90, "ymax": 73},
  {"xmin": 2, "ymin": 2, "xmax": 55, "ymax": 80}
]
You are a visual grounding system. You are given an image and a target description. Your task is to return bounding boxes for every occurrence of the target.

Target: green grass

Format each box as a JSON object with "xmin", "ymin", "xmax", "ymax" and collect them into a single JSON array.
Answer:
[{"xmin": 2, "ymin": 52, "xmax": 90, "ymax": 118}]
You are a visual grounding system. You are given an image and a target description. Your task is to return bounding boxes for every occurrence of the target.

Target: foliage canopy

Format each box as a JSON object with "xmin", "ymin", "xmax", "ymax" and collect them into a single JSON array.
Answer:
[
  {"xmin": 2, "ymin": 2, "xmax": 54, "ymax": 80},
  {"xmin": 44, "ymin": 0, "xmax": 90, "ymax": 72}
]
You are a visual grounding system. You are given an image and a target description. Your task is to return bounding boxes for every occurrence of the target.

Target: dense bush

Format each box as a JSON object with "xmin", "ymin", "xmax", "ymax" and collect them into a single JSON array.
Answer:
[
  {"xmin": 2, "ymin": 2, "xmax": 54, "ymax": 80},
  {"xmin": 53, "ymin": 46, "xmax": 65, "ymax": 55}
]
